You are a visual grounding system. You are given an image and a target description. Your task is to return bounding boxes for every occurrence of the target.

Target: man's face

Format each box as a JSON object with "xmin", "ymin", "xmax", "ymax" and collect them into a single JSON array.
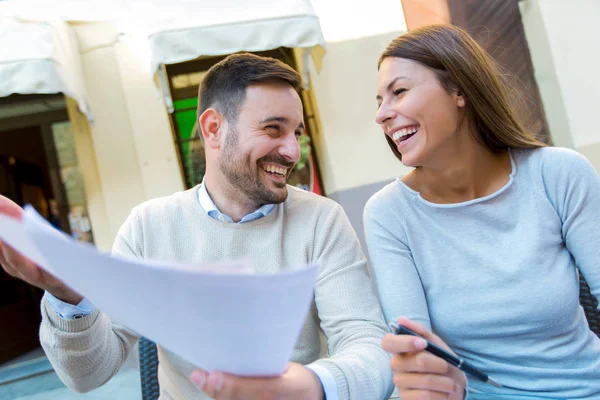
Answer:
[{"xmin": 219, "ymin": 82, "xmax": 304, "ymax": 205}]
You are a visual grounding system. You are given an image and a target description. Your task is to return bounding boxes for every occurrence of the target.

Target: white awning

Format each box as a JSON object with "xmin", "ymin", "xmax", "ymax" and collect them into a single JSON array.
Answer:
[
  {"xmin": 0, "ymin": 0, "xmax": 326, "ymax": 118},
  {"xmin": 0, "ymin": 17, "xmax": 93, "ymax": 122},
  {"xmin": 138, "ymin": 0, "xmax": 326, "ymax": 75}
]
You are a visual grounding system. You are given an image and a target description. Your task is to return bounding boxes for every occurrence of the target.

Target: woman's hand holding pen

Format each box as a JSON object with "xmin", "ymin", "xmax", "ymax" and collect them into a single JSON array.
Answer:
[{"xmin": 382, "ymin": 317, "xmax": 466, "ymax": 400}]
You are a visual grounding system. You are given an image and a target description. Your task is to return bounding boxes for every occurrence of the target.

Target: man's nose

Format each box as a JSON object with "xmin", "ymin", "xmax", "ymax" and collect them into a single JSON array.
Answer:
[{"xmin": 280, "ymin": 133, "xmax": 301, "ymax": 164}]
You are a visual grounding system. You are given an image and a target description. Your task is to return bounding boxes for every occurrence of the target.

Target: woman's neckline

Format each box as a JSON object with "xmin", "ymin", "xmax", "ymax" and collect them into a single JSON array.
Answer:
[{"xmin": 395, "ymin": 149, "xmax": 517, "ymax": 208}]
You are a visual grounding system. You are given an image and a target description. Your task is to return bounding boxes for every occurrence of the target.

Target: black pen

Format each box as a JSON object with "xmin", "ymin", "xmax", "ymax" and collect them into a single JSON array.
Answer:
[{"xmin": 389, "ymin": 323, "xmax": 502, "ymax": 388}]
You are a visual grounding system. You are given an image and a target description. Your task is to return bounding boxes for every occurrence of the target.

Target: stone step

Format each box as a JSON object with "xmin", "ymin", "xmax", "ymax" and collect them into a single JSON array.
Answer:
[{"xmin": 0, "ymin": 356, "xmax": 54, "ymax": 386}]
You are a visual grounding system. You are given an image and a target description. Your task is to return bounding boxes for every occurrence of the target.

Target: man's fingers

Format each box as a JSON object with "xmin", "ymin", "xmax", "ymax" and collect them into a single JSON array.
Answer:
[
  {"xmin": 204, "ymin": 371, "xmax": 254, "ymax": 399},
  {"xmin": 0, "ymin": 195, "xmax": 24, "ymax": 220},
  {"xmin": 204, "ymin": 371, "xmax": 225, "ymax": 398},
  {"xmin": 190, "ymin": 369, "xmax": 208, "ymax": 389},
  {"xmin": 0, "ymin": 196, "xmax": 26, "ymax": 275},
  {"xmin": 3, "ymin": 243, "xmax": 37, "ymax": 278},
  {"xmin": 0, "ymin": 242, "xmax": 20, "ymax": 277},
  {"xmin": 393, "ymin": 372, "xmax": 459, "ymax": 394},
  {"xmin": 0, "ymin": 240, "xmax": 57, "ymax": 293},
  {"xmin": 0, "ymin": 241, "xmax": 9, "ymax": 267},
  {"xmin": 3, "ymin": 244, "xmax": 33, "ymax": 268},
  {"xmin": 398, "ymin": 389, "xmax": 450, "ymax": 400},
  {"xmin": 190, "ymin": 369, "xmax": 280, "ymax": 400}
]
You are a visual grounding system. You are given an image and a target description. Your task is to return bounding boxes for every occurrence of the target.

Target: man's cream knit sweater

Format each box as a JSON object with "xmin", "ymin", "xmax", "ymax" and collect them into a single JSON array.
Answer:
[{"xmin": 39, "ymin": 186, "xmax": 393, "ymax": 399}]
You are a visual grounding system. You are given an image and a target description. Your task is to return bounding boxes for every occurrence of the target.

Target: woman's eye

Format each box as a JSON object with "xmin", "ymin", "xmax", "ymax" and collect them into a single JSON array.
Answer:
[{"xmin": 393, "ymin": 88, "xmax": 406, "ymax": 96}]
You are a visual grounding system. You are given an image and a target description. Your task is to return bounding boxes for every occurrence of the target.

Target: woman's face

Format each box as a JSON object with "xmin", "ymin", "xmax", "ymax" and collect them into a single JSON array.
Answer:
[{"xmin": 376, "ymin": 57, "xmax": 466, "ymax": 167}]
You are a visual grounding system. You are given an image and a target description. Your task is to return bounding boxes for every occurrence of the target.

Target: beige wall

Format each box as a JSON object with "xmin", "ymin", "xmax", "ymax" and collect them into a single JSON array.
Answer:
[
  {"xmin": 308, "ymin": 32, "xmax": 411, "ymax": 194},
  {"xmin": 579, "ymin": 142, "xmax": 600, "ymax": 170},
  {"xmin": 114, "ymin": 41, "xmax": 184, "ymax": 201},
  {"xmin": 520, "ymin": 0, "xmax": 600, "ymax": 171},
  {"xmin": 69, "ymin": 22, "xmax": 183, "ymax": 250},
  {"xmin": 64, "ymin": 97, "xmax": 112, "ymax": 251}
]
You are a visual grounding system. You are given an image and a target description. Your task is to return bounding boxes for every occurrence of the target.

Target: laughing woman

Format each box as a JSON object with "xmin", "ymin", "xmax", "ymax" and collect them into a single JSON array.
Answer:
[{"xmin": 364, "ymin": 25, "xmax": 600, "ymax": 400}]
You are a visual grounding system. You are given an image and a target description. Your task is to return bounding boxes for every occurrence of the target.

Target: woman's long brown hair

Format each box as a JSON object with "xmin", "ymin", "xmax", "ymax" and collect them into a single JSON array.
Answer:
[{"xmin": 379, "ymin": 24, "xmax": 546, "ymax": 161}]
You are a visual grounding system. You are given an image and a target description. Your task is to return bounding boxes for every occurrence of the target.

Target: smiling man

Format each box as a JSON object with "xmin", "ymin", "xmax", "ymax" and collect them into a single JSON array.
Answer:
[{"xmin": 0, "ymin": 53, "xmax": 393, "ymax": 400}]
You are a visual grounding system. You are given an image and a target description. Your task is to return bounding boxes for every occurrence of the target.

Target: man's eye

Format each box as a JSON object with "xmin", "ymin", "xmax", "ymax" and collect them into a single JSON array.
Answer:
[
  {"xmin": 393, "ymin": 88, "xmax": 406, "ymax": 96},
  {"xmin": 265, "ymin": 125, "xmax": 280, "ymax": 133}
]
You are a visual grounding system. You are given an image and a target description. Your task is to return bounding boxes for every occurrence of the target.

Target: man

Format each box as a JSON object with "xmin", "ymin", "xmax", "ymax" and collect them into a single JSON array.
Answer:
[{"xmin": 0, "ymin": 53, "xmax": 393, "ymax": 400}]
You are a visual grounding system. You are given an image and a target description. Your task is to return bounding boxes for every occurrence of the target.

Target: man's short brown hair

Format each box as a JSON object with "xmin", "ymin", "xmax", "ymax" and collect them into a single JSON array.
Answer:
[{"xmin": 197, "ymin": 53, "xmax": 301, "ymax": 124}]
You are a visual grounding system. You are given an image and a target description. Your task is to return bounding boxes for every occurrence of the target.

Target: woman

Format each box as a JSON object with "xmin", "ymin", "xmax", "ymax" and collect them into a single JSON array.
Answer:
[{"xmin": 364, "ymin": 24, "xmax": 600, "ymax": 399}]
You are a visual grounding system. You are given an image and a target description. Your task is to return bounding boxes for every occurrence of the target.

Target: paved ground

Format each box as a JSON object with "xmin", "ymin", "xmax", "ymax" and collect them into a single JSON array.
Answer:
[
  {"xmin": 0, "ymin": 347, "xmax": 141, "ymax": 400},
  {"xmin": 6, "ymin": 369, "xmax": 141, "ymax": 400}
]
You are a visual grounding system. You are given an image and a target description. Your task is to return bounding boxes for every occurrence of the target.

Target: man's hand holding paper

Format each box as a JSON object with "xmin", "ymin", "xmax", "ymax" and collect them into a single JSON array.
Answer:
[
  {"xmin": 191, "ymin": 362, "xmax": 324, "ymax": 400},
  {"xmin": 0, "ymin": 202, "xmax": 319, "ymax": 379},
  {"xmin": 0, "ymin": 195, "xmax": 83, "ymax": 305}
]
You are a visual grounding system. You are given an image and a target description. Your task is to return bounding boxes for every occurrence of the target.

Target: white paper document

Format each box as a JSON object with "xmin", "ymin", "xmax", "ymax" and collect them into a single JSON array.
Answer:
[
  {"xmin": 0, "ymin": 206, "xmax": 318, "ymax": 376},
  {"xmin": 0, "ymin": 213, "xmax": 56, "ymax": 275}
]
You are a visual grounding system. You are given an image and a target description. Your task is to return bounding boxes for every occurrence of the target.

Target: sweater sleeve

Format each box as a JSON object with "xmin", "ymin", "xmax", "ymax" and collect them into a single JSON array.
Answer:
[
  {"xmin": 307, "ymin": 204, "xmax": 394, "ymax": 400},
  {"xmin": 541, "ymin": 148, "xmax": 600, "ymax": 305},
  {"xmin": 363, "ymin": 196, "xmax": 432, "ymax": 332},
  {"xmin": 39, "ymin": 211, "xmax": 142, "ymax": 393}
]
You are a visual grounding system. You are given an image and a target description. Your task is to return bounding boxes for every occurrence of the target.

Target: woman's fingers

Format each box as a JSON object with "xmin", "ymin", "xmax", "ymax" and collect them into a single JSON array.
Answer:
[
  {"xmin": 396, "ymin": 316, "xmax": 454, "ymax": 353},
  {"xmin": 382, "ymin": 333, "xmax": 427, "ymax": 354},
  {"xmin": 385, "ymin": 317, "xmax": 466, "ymax": 399},
  {"xmin": 398, "ymin": 389, "xmax": 451, "ymax": 400},
  {"xmin": 393, "ymin": 372, "xmax": 459, "ymax": 394},
  {"xmin": 391, "ymin": 352, "xmax": 449, "ymax": 375}
]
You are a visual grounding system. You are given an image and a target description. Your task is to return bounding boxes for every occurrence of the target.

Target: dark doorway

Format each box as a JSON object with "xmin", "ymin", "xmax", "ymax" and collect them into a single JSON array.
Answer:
[
  {"xmin": 0, "ymin": 96, "xmax": 73, "ymax": 365},
  {"xmin": 0, "ymin": 126, "xmax": 52, "ymax": 364}
]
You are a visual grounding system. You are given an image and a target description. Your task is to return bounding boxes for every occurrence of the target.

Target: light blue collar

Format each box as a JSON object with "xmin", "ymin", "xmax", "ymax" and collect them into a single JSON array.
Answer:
[{"xmin": 197, "ymin": 180, "xmax": 275, "ymax": 224}]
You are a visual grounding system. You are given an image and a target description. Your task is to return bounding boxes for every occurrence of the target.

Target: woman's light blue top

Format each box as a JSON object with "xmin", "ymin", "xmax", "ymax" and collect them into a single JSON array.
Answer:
[{"xmin": 364, "ymin": 147, "xmax": 600, "ymax": 399}]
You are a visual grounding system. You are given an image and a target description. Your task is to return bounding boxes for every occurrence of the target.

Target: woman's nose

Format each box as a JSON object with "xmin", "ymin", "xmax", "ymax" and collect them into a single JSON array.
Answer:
[{"xmin": 376, "ymin": 102, "xmax": 395, "ymax": 126}]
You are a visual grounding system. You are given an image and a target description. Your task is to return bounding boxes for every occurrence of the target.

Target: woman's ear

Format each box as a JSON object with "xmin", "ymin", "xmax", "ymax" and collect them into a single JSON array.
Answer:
[
  {"xmin": 199, "ymin": 108, "xmax": 223, "ymax": 150},
  {"xmin": 455, "ymin": 88, "xmax": 466, "ymax": 108}
]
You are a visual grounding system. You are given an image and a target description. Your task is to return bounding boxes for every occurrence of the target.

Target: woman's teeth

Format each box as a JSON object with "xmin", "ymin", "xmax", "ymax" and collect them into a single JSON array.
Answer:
[{"xmin": 392, "ymin": 126, "xmax": 419, "ymax": 142}]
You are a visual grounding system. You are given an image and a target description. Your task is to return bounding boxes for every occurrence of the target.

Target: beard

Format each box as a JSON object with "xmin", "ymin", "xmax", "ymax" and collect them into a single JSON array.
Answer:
[{"xmin": 219, "ymin": 127, "xmax": 293, "ymax": 205}]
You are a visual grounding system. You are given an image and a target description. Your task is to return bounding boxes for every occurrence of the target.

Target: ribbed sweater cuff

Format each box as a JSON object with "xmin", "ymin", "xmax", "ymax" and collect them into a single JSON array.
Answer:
[
  {"xmin": 42, "ymin": 295, "xmax": 100, "ymax": 333},
  {"xmin": 308, "ymin": 360, "xmax": 349, "ymax": 400}
]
